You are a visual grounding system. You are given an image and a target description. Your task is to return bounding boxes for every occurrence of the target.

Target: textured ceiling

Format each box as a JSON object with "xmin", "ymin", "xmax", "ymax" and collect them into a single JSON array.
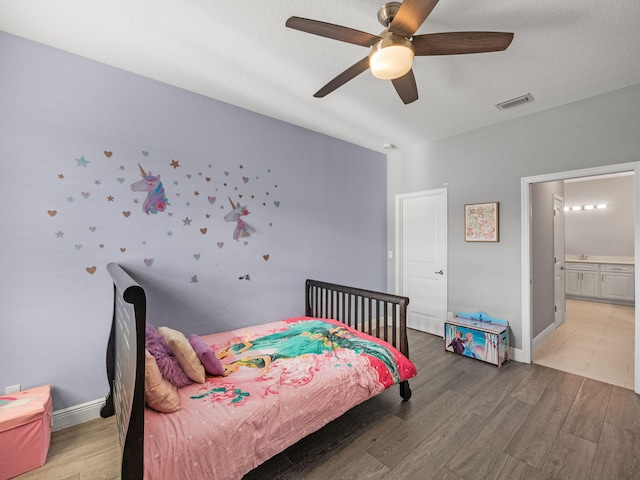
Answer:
[{"xmin": 1, "ymin": 0, "xmax": 640, "ymax": 152}]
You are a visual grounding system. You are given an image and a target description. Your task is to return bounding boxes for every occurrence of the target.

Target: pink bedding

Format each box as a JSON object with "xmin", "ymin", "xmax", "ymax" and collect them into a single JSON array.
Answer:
[{"xmin": 143, "ymin": 317, "xmax": 417, "ymax": 480}]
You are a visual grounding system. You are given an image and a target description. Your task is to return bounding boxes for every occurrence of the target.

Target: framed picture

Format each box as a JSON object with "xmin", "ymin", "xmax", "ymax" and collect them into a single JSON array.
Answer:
[{"xmin": 465, "ymin": 202, "xmax": 499, "ymax": 242}]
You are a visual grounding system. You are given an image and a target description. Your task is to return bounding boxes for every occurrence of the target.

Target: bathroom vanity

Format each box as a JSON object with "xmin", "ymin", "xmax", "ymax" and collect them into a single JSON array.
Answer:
[{"xmin": 565, "ymin": 255, "xmax": 635, "ymax": 305}]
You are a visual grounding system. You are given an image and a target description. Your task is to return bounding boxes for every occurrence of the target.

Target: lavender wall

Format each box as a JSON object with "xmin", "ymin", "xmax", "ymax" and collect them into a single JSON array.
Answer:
[{"xmin": 0, "ymin": 32, "xmax": 387, "ymax": 410}]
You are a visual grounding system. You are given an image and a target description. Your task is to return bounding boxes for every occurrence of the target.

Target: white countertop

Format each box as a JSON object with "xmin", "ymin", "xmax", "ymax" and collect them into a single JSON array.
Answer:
[{"xmin": 565, "ymin": 255, "xmax": 635, "ymax": 265}]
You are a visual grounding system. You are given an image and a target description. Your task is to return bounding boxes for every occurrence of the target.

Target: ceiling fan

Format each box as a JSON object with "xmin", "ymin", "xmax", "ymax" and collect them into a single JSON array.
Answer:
[{"xmin": 286, "ymin": 0, "xmax": 514, "ymax": 105}]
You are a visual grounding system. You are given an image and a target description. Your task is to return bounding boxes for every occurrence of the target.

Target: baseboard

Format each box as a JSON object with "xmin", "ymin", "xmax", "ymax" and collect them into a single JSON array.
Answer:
[
  {"xmin": 52, "ymin": 397, "xmax": 105, "ymax": 431},
  {"xmin": 532, "ymin": 322, "xmax": 557, "ymax": 351},
  {"xmin": 510, "ymin": 346, "xmax": 526, "ymax": 363}
]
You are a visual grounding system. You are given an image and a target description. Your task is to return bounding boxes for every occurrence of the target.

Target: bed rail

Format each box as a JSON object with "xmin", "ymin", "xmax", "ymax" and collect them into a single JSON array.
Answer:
[{"xmin": 305, "ymin": 279, "xmax": 412, "ymax": 400}]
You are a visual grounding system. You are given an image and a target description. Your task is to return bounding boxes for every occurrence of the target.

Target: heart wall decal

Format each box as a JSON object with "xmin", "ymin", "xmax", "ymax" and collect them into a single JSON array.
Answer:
[
  {"xmin": 144, "ymin": 258, "xmax": 154, "ymax": 267},
  {"xmin": 86, "ymin": 266, "xmax": 97, "ymax": 274}
]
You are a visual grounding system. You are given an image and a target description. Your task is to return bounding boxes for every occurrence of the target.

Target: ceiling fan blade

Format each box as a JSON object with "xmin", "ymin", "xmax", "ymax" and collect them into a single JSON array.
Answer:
[
  {"xmin": 314, "ymin": 57, "xmax": 371, "ymax": 98},
  {"xmin": 388, "ymin": 0, "xmax": 440, "ymax": 38},
  {"xmin": 286, "ymin": 17, "xmax": 380, "ymax": 47},
  {"xmin": 391, "ymin": 70, "xmax": 418, "ymax": 104},
  {"xmin": 413, "ymin": 32, "xmax": 514, "ymax": 56}
]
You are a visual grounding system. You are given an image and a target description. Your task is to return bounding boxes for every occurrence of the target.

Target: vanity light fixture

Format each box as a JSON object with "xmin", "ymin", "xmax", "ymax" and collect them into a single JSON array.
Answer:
[{"xmin": 564, "ymin": 204, "xmax": 608, "ymax": 212}]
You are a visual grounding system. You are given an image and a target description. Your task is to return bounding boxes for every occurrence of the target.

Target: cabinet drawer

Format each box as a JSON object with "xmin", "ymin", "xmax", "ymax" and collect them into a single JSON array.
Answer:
[
  {"xmin": 565, "ymin": 262, "xmax": 598, "ymax": 271},
  {"xmin": 601, "ymin": 264, "xmax": 634, "ymax": 273}
]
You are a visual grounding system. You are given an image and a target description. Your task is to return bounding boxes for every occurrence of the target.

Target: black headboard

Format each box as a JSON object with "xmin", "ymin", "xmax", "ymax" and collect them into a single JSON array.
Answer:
[{"xmin": 100, "ymin": 263, "xmax": 145, "ymax": 480}]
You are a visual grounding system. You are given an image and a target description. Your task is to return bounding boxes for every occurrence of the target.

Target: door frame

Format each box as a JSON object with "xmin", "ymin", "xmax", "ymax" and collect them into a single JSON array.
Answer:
[{"xmin": 521, "ymin": 161, "xmax": 640, "ymax": 394}]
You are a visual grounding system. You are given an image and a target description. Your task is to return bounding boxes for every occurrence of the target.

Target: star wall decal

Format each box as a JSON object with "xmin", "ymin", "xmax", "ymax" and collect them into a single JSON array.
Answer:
[
  {"xmin": 170, "ymin": 159, "xmax": 180, "ymax": 169},
  {"xmin": 76, "ymin": 156, "xmax": 89, "ymax": 167},
  {"xmin": 95, "ymin": 180, "xmax": 102, "ymax": 185},
  {"xmin": 107, "ymin": 195, "xmax": 114, "ymax": 202},
  {"xmin": 183, "ymin": 217, "xmax": 192, "ymax": 226},
  {"xmin": 55, "ymin": 230, "xmax": 64, "ymax": 238},
  {"xmin": 58, "ymin": 174, "xmax": 64, "ymax": 179}
]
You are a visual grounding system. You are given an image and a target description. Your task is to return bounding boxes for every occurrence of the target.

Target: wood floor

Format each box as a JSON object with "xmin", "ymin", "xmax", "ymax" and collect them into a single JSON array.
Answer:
[{"xmin": 16, "ymin": 329, "xmax": 640, "ymax": 480}]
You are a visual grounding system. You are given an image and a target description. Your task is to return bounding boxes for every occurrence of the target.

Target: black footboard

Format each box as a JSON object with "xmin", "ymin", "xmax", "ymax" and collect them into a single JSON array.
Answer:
[{"xmin": 305, "ymin": 279, "xmax": 412, "ymax": 400}]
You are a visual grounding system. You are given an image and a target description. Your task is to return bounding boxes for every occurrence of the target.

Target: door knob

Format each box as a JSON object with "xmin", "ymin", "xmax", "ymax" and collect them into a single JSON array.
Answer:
[{"xmin": 434, "ymin": 270, "xmax": 444, "ymax": 275}]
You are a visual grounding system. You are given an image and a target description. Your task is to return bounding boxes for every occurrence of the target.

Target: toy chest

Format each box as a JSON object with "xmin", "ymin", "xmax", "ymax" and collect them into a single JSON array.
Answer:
[
  {"xmin": 0, "ymin": 385, "xmax": 52, "ymax": 480},
  {"xmin": 445, "ymin": 311, "xmax": 509, "ymax": 367}
]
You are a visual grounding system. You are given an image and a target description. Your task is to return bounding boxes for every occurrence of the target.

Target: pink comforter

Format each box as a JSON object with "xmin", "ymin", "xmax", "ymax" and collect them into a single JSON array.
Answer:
[{"xmin": 143, "ymin": 317, "xmax": 417, "ymax": 480}]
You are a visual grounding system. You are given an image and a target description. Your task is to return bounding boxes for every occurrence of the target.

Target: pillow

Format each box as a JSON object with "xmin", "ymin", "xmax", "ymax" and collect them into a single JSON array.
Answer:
[
  {"xmin": 158, "ymin": 327, "xmax": 206, "ymax": 383},
  {"xmin": 189, "ymin": 334, "xmax": 224, "ymax": 376},
  {"xmin": 146, "ymin": 324, "xmax": 192, "ymax": 388},
  {"xmin": 144, "ymin": 349, "xmax": 181, "ymax": 413}
]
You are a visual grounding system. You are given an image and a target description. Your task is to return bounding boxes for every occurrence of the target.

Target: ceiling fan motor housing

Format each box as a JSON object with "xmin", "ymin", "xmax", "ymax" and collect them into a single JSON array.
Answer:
[{"xmin": 377, "ymin": 2, "xmax": 402, "ymax": 27}]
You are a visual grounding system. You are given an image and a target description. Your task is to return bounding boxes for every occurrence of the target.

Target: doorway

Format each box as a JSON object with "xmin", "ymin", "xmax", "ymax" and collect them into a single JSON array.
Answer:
[{"xmin": 521, "ymin": 163, "xmax": 640, "ymax": 394}]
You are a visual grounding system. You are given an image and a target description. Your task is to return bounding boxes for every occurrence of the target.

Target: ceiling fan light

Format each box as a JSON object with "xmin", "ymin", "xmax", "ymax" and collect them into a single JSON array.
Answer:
[{"xmin": 369, "ymin": 32, "xmax": 414, "ymax": 80}]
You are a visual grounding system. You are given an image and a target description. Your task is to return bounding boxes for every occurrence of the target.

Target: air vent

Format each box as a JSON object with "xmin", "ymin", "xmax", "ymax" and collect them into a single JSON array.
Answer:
[{"xmin": 495, "ymin": 93, "xmax": 534, "ymax": 110}]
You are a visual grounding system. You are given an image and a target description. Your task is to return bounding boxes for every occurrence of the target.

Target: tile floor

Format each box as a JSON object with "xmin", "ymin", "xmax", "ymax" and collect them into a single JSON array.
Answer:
[{"xmin": 534, "ymin": 299, "xmax": 635, "ymax": 390}]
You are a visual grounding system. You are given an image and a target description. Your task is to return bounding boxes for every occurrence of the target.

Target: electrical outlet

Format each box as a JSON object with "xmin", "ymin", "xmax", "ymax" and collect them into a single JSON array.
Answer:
[{"xmin": 5, "ymin": 384, "xmax": 21, "ymax": 394}]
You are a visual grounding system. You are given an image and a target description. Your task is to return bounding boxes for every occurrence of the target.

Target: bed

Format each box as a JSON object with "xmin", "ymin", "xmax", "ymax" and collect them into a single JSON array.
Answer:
[{"xmin": 100, "ymin": 263, "xmax": 416, "ymax": 479}]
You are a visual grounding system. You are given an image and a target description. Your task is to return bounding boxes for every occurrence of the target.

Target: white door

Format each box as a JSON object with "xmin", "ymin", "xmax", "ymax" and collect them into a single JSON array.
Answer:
[
  {"xmin": 553, "ymin": 195, "xmax": 566, "ymax": 327},
  {"xmin": 395, "ymin": 189, "xmax": 447, "ymax": 336}
]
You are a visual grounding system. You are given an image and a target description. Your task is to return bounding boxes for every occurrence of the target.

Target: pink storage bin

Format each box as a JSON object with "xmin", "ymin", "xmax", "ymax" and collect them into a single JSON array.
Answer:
[{"xmin": 0, "ymin": 385, "xmax": 52, "ymax": 480}]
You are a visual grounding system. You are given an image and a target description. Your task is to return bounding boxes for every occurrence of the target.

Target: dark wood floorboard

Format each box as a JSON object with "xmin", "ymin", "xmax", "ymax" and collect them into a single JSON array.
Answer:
[{"xmin": 16, "ymin": 328, "xmax": 640, "ymax": 480}]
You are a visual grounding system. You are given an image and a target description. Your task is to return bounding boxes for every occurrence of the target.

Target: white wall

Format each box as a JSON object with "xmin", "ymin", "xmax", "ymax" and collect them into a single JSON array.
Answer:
[
  {"xmin": 564, "ymin": 175, "xmax": 635, "ymax": 256},
  {"xmin": 387, "ymin": 83, "xmax": 640, "ymax": 352},
  {"xmin": 531, "ymin": 180, "xmax": 564, "ymax": 339}
]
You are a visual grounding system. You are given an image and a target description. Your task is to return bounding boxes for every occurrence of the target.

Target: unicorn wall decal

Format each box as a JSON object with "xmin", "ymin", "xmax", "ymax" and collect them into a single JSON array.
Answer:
[
  {"xmin": 131, "ymin": 164, "xmax": 169, "ymax": 215},
  {"xmin": 224, "ymin": 196, "xmax": 254, "ymax": 241}
]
